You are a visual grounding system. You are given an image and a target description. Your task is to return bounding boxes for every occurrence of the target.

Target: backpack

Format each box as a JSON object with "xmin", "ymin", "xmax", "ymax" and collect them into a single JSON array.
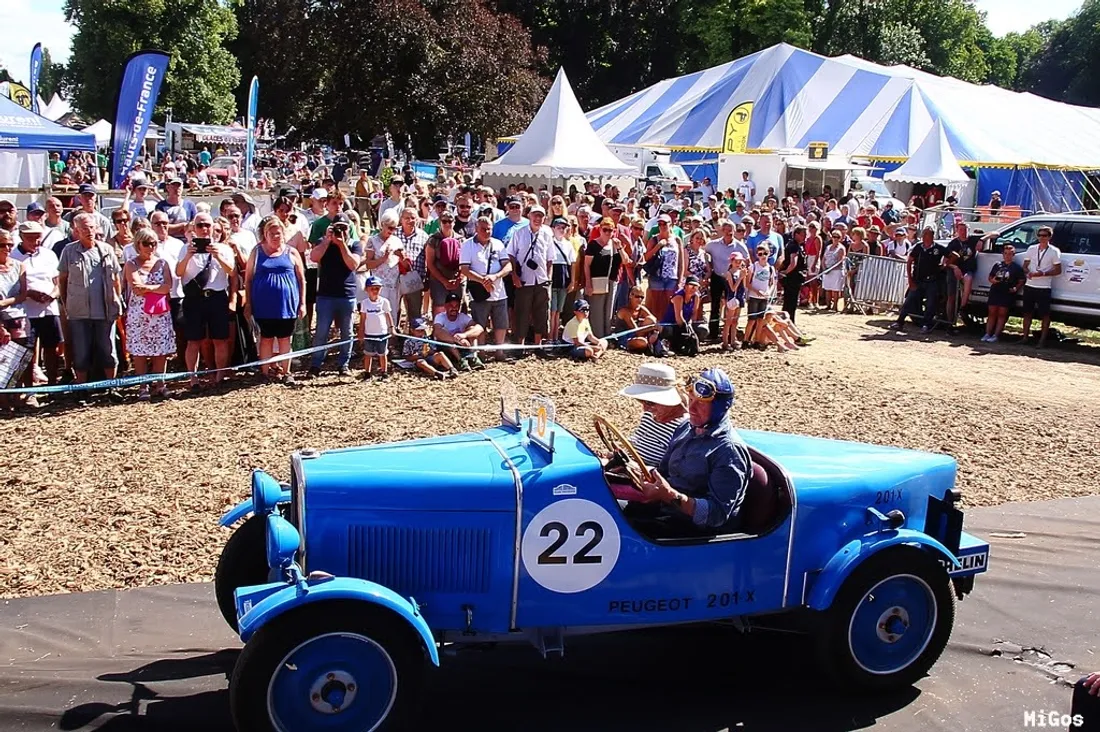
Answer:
[{"xmin": 438, "ymin": 236, "xmax": 461, "ymax": 271}]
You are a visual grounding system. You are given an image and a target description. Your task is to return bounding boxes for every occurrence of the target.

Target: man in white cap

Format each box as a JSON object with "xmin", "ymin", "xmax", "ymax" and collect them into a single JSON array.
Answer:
[
  {"xmin": 617, "ymin": 363, "xmax": 687, "ymax": 467},
  {"xmin": 506, "ymin": 204, "xmax": 553, "ymax": 349}
]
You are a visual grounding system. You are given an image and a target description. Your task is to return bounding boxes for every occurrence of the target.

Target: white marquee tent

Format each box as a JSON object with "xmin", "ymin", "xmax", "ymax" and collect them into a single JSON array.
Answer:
[
  {"xmin": 884, "ymin": 119, "xmax": 970, "ymax": 186},
  {"xmin": 481, "ymin": 68, "xmax": 634, "ymax": 179}
]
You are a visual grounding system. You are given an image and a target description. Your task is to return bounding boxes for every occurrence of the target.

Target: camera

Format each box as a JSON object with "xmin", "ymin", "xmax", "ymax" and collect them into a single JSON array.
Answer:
[
  {"xmin": 332, "ymin": 222, "xmax": 349, "ymax": 238},
  {"xmin": 193, "ymin": 237, "xmax": 211, "ymax": 253}
]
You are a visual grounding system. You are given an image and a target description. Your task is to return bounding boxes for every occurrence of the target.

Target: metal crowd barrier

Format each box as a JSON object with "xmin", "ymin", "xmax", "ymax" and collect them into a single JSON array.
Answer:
[{"xmin": 846, "ymin": 253, "xmax": 909, "ymax": 312}]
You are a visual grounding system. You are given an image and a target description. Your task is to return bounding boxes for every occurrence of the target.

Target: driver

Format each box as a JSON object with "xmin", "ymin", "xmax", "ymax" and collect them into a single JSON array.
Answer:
[{"xmin": 638, "ymin": 367, "xmax": 751, "ymax": 532}]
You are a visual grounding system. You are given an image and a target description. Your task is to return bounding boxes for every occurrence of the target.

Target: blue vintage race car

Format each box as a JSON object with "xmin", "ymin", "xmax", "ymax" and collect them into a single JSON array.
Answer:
[{"xmin": 216, "ymin": 387, "xmax": 989, "ymax": 732}]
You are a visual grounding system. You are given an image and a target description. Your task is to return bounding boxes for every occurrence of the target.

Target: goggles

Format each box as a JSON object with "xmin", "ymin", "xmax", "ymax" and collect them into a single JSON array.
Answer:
[{"xmin": 689, "ymin": 375, "xmax": 724, "ymax": 402}]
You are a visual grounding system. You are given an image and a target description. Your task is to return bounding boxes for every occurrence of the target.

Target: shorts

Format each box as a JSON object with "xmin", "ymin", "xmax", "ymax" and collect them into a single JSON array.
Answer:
[
  {"xmin": 27, "ymin": 315, "xmax": 63, "ymax": 348},
  {"xmin": 550, "ymin": 287, "xmax": 569, "ymax": 313},
  {"xmin": 255, "ymin": 317, "xmax": 296, "ymax": 339},
  {"xmin": 169, "ymin": 297, "xmax": 186, "ymax": 330},
  {"xmin": 515, "ymin": 284, "xmax": 550, "ymax": 336},
  {"xmin": 648, "ymin": 276, "xmax": 677, "ymax": 292},
  {"xmin": 570, "ymin": 345, "xmax": 591, "ymax": 360},
  {"xmin": 182, "ymin": 289, "xmax": 231, "ymax": 341},
  {"xmin": 429, "ymin": 278, "xmax": 462, "ymax": 309},
  {"xmin": 69, "ymin": 318, "xmax": 119, "ymax": 372},
  {"xmin": 987, "ymin": 288, "xmax": 1016, "ymax": 309},
  {"xmin": 305, "ymin": 268, "xmax": 319, "ymax": 305},
  {"xmin": 747, "ymin": 297, "xmax": 768, "ymax": 317},
  {"xmin": 1, "ymin": 316, "xmax": 28, "ymax": 344},
  {"xmin": 725, "ymin": 292, "xmax": 745, "ymax": 309},
  {"xmin": 1021, "ymin": 286, "xmax": 1051, "ymax": 316},
  {"xmin": 363, "ymin": 335, "xmax": 389, "ymax": 355},
  {"xmin": 471, "ymin": 298, "xmax": 509, "ymax": 332}
]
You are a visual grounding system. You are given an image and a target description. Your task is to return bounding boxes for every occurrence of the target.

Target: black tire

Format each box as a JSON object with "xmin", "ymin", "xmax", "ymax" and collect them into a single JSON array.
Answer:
[
  {"xmin": 230, "ymin": 601, "xmax": 427, "ymax": 732},
  {"xmin": 816, "ymin": 545, "xmax": 956, "ymax": 692},
  {"xmin": 214, "ymin": 514, "xmax": 269, "ymax": 632}
]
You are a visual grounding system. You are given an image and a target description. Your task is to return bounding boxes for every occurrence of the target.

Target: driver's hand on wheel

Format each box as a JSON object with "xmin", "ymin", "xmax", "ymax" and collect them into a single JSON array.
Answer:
[{"xmin": 639, "ymin": 471, "xmax": 674, "ymax": 504}]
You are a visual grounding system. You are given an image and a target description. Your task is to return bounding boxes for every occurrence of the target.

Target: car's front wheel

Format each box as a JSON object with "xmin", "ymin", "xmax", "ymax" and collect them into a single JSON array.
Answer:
[
  {"xmin": 816, "ymin": 546, "xmax": 956, "ymax": 691},
  {"xmin": 214, "ymin": 514, "xmax": 269, "ymax": 632},
  {"xmin": 230, "ymin": 601, "xmax": 426, "ymax": 732}
]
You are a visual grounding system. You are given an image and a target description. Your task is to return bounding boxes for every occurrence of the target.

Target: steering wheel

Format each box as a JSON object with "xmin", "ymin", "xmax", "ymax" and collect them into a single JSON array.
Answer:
[{"xmin": 593, "ymin": 415, "xmax": 654, "ymax": 490}]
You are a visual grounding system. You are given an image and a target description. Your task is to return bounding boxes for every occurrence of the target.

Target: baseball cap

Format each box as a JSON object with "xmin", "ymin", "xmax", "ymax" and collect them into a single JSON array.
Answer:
[
  {"xmin": 528, "ymin": 205, "xmax": 546, "ymax": 215},
  {"xmin": 444, "ymin": 291, "xmax": 461, "ymax": 303},
  {"xmin": 18, "ymin": 221, "xmax": 44, "ymax": 235},
  {"xmin": 311, "ymin": 188, "xmax": 329, "ymax": 200},
  {"xmin": 433, "ymin": 194, "xmax": 447, "ymax": 204},
  {"xmin": 505, "ymin": 196, "xmax": 522, "ymax": 207},
  {"xmin": 232, "ymin": 191, "xmax": 256, "ymax": 205},
  {"xmin": 25, "ymin": 202, "xmax": 45, "ymax": 216},
  {"xmin": 573, "ymin": 298, "xmax": 590, "ymax": 312},
  {"xmin": 279, "ymin": 186, "xmax": 299, "ymax": 198},
  {"xmin": 165, "ymin": 176, "xmax": 183, "ymax": 185},
  {"xmin": 364, "ymin": 275, "xmax": 382, "ymax": 288},
  {"xmin": 411, "ymin": 317, "xmax": 430, "ymax": 332},
  {"xmin": 550, "ymin": 216, "xmax": 568, "ymax": 228},
  {"xmin": 610, "ymin": 201, "xmax": 625, "ymax": 211},
  {"xmin": 658, "ymin": 214, "xmax": 672, "ymax": 223},
  {"xmin": 684, "ymin": 275, "xmax": 700, "ymax": 286},
  {"xmin": 77, "ymin": 183, "xmax": 97, "ymax": 195},
  {"xmin": 389, "ymin": 176, "xmax": 404, "ymax": 186},
  {"xmin": 439, "ymin": 210, "xmax": 455, "ymax": 221}
]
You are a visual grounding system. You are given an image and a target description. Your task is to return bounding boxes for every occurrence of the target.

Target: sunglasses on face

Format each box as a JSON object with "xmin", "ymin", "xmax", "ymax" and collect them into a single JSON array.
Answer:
[
  {"xmin": 1038, "ymin": 233, "xmax": 1051, "ymax": 238},
  {"xmin": 138, "ymin": 241, "xmax": 156, "ymax": 249},
  {"xmin": 756, "ymin": 249, "xmax": 768, "ymax": 255},
  {"xmin": 195, "ymin": 222, "xmax": 212, "ymax": 229},
  {"xmin": 629, "ymin": 292, "xmax": 643, "ymax": 298}
]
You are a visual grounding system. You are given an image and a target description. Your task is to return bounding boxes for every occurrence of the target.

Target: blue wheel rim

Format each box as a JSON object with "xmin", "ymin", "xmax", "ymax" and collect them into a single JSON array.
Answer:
[
  {"xmin": 267, "ymin": 632, "xmax": 397, "ymax": 732},
  {"xmin": 848, "ymin": 574, "xmax": 937, "ymax": 675}
]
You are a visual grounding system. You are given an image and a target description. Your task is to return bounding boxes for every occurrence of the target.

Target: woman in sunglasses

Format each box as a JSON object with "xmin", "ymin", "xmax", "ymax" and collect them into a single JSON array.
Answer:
[
  {"xmin": 743, "ymin": 245, "xmax": 776, "ymax": 347},
  {"xmin": 615, "ymin": 286, "xmax": 660, "ymax": 354},
  {"xmin": 636, "ymin": 367, "xmax": 751, "ymax": 536}
]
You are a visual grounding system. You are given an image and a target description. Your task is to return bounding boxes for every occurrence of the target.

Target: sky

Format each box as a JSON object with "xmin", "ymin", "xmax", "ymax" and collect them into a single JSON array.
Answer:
[
  {"xmin": 973, "ymin": 0, "xmax": 1083, "ymax": 36},
  {"xmin": 0, "ymin": 0, "xmax": 1087, "ymax": 87}
]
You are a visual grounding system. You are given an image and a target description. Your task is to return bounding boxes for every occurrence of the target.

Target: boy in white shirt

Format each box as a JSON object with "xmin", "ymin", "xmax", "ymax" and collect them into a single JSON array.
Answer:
[{"xmin": 359, "ymin": 276, "xmax": 394, "ymax": 379}]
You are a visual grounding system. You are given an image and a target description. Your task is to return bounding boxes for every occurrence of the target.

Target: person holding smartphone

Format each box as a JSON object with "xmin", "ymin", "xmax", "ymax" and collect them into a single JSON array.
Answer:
[
  {"xmin": 307, "ymin": 213, "xmax": 361, "ymax": 377},
  {"xmin": 176, "ymin": 213, "xmax": 234, "ymax": 390}
]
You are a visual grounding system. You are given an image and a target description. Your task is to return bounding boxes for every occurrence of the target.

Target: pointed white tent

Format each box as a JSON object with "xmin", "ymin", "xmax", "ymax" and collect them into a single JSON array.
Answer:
[
  {"xmin": 40, "ymin": 93, "xmax": 72, "ymax": 122},
  {"xmin": 482, "ymin": 68, "xmax": 634, "ymax": 178},
  {"xmin": 884, "ymin": 119, "xmax": 970, "ymax": 186},
  {"xmin": 83, "ymin": 119, "xmax": 113, "ymax": 148}
]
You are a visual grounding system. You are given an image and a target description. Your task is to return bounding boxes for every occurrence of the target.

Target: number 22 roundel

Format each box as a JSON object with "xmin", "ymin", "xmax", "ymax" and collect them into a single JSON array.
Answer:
[{"xmin": 521, "ymin": 499, "xmax": 621, "ymax": 593}]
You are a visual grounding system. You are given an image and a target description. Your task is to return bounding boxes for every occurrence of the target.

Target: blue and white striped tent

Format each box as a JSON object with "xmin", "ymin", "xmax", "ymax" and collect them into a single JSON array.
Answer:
[{"xmin": 583, "ymin": 43, "xmax": 1100, "ymax": 209}]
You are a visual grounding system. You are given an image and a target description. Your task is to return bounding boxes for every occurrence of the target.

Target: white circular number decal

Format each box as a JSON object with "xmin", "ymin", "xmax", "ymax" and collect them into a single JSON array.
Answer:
[{"xmin": 521, "ymin": 499, "xmax": 620, "ymax": 593}]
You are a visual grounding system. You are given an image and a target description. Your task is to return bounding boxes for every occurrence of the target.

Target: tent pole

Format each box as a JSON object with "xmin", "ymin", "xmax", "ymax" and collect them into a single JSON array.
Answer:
[
  {"xmin": 1019, "ymin": 166, "xmax": 1043, "ymax": 214},
  {"xmin": 1075, "ymin": 169, "xmax": 1100, "ymax": 212},
  {"xmin": 1056, "ymin": 169, "xmax": 1085, "ymax": 212}
]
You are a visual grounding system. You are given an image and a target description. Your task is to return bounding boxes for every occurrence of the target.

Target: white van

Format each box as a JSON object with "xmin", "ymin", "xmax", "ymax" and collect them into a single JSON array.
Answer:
[
  {"xmin": 972, "ymin": 214, "xmax": 1100, "ymax": 328},
  {"xmin": 606, "ymin": 145, "xmax": 693, "ymax": 194}
]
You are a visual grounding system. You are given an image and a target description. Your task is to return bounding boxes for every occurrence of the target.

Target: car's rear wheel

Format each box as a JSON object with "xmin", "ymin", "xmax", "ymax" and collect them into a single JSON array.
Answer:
[
  {"xmin": 214, "ymin": 514, "xmax": 269, "ymax": 632},
  {"xmin": 816, "ymin": 546, "xmax": 955, "ymax": 691},
  {"xmin": 230, "ymin": 602, "xmax": 426, "ymax": 732}
]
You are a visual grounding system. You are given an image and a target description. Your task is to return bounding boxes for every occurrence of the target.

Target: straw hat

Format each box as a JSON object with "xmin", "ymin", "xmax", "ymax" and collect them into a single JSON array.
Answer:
[{"xmin": 618, "ymin": 363, "xmax": 682, "ymax": 406}]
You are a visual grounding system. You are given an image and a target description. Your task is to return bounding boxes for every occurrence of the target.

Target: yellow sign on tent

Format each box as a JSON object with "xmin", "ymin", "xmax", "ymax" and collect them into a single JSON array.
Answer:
[
  {"xmin": 2, "ymin": 82, "xmax": 33, "ymax": 110},
  {"xmin": 808, "ymin": 141, "xmax": 829, "ymax": 161},
  {"xmin": 723, "ymin": 102, "xmax": 754, "ymax": 154}
]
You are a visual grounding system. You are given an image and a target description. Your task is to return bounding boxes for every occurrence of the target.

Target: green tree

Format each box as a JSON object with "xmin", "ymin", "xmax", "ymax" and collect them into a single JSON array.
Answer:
[
  {"xmin": 38, "ymin": 48, "xmax": 66, "ymax": 101},
  {"xmin": 64, "ymin": 0, "xmax": 241, "ymax": 123},
  {"xmin": 233, "ymin": 0, "xmax": 547, "ymax": 151},
  {"xmin": 1020, "ymin": 0, "xmax": 1100, "ymax": 105}
]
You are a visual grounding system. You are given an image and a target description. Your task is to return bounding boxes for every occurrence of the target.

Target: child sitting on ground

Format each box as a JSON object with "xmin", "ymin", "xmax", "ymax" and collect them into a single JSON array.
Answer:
[
  {"xmin": 722, "ymin": 251, "xmax": 747, "ymax": 350},
  {"xmin": 562, "ymin": 298, "xmax": 608, "ymax": 360},
  {"xmin": 402, "ymin": 317, "xmax": 459, "ymax": 379},
  {"xmin": 359, "ymin": 275, "xmax": 393, "ymax": 380}
]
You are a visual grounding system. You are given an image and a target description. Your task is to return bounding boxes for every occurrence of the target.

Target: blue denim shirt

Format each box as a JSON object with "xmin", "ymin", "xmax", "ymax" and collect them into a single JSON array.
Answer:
[{"xmin": 659, "ymin": 418, "xmax": 751, "ymax": 528}]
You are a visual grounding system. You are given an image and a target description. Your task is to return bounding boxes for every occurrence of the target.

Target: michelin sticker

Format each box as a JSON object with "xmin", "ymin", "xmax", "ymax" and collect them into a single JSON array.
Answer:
[
  {"xmin": 521, "ymin": 499, "xmax": 620, "ymax": 593},
  {"xmin": 1065, "ymin": 259, "xmax": 1089, "ymax": 284}
]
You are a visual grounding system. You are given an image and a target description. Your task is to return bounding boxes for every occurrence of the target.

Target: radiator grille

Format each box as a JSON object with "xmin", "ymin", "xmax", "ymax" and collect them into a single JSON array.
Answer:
[{"xmin": 347, "ymin": 525, "xmax": 492, "ymax": 594}]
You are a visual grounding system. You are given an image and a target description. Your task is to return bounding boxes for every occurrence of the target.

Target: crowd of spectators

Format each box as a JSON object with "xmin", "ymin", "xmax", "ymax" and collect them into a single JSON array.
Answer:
[{"xmin": 0, "ymin": 152, "xmax": 1060, "ymax": 411}]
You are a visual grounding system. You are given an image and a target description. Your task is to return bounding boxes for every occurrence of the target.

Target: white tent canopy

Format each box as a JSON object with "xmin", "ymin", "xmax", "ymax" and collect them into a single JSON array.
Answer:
[
  {"xmin": 482, "ymin": 68, "xmax": 634, "ymax": 178},
  {"xmin": 884, "ymin": 119, "xmax": 970, "ymax": 185},
  {"xmin": 83, "ymin": 119, "xmax": 112, "ymax": 148}
]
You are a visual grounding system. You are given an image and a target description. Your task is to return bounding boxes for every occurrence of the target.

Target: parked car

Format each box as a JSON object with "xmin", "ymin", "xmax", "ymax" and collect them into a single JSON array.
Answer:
[
  {"xmin": 215, "ymin": 388, "xmax": 989, "ymax": 731},
  {"xmin": 206, "ymin": 156, "xmax": 240, "ymax": 183},
  {"xmin": 971, "ymin": 214, "xmax": 1100, "ymax": 329}
]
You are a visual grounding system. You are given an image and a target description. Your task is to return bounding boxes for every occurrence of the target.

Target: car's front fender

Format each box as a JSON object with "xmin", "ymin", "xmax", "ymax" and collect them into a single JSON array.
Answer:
[
  {"xmin": 235, "ymin": 576, "xmax": 440, "ymax": 666},
  {"xmin": 218, "ymin": 498, "xmax": 254, "ymax": 527},
  {"xmin": 806, "ymin": 529, "xmax": 960, "ymax": 611}
]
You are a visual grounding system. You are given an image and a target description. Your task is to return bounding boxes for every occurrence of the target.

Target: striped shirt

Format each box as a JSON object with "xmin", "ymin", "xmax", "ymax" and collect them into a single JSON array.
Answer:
[{"xmin": 629, "ymin": 412, "xmax": 687, "ymax": 467}]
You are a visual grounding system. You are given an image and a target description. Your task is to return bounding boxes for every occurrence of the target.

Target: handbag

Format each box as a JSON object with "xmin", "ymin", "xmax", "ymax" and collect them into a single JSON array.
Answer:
[
  {"xmin": 551, "ymin": 241, "xmax": 572, "ymax": 289},
  {"xmin": 590, "ymin": 276, "xmax": 610, "ymax": 295},
  {"xmin": 468, "ymin": 244, "xmax": 499, "ymax": 302},
  {"xmin": 143, "ymin": 293, "xmax": 170, "ymax": 315}
]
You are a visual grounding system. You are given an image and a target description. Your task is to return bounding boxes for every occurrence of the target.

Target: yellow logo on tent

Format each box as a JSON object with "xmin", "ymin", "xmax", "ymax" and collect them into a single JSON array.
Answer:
[
  {"xmin": 723, "ymin": 102, "xmax": 754, "ymax": 154},
  {"xmin": 4, "ymin": 82, "xmax": 32, "ymax": 110}
]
